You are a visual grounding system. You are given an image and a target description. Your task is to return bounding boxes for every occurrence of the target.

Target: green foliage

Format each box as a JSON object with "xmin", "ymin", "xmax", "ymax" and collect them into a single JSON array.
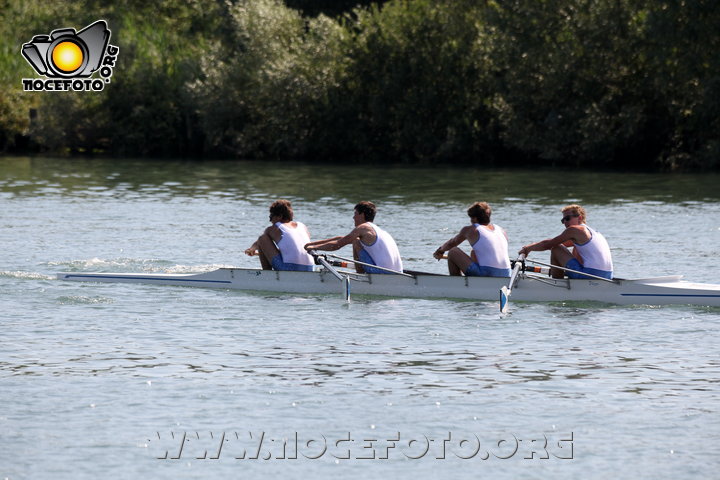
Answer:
[
  {"xmin": 0, "ymin": 0, "xmax": 220, "ymax": 155},
  {"xmin": 486, "ymin": 0, "xmax": 658, "ymax": 166},
  {"xmin": 190, "ymin": 0, "xmax": 348, "ymax": 158},
  {"xmin": 338, "ymin": 0, "xmax": 494, "ymax": 162},
  {"xmin": 101, "ymin": 4, "xmax": 216, "ymax": 156},
  {"xmin": 0, "ymin": 0, "xmax": 87, "ymax": 151},
  {"xmin": 284, "ymin": 0, "xmax": 388, "ymax": 17},
  {"xmin": 643, "ymin": 0, "xmax": 720, "ymax": 168},
  {"xmin": 0, "ymin": 0, "xmax": 718, "ymax": 168}
]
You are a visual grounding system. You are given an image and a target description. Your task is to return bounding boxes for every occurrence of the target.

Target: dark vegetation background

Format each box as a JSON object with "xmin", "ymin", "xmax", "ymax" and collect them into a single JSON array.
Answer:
[{"xmin": 1, "ymin": 0, "xmax": 718, "ymax": 169}]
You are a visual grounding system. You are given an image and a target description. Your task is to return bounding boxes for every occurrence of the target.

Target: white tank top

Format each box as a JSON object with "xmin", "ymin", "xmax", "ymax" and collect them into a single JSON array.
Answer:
[
  {"xmin": 573, "ymin": 224, "xmax": 613, "ymax": 272},
  {"xmin": 275, "ymin": 221, "xmax": 315, "ymax": 266},
  {"xmin": 470, "ymin": 224, "xmax": 511, "ymax": 269},
  {"xmin": 361, "ymin": 223, "xmax": 403, "ymax": 272}
]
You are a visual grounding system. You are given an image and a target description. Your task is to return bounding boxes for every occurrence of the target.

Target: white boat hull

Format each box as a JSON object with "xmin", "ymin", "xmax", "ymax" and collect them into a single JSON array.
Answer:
[{"xmin": 56, "ymin": 268, "xmax": 720, "ymax": 307}]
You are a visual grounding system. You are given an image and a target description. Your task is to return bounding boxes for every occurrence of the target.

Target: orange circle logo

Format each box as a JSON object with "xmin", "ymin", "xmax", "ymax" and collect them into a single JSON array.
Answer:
[{"xmin": 52, "ymin": 41, "xmax": 83, "ymax": 73}]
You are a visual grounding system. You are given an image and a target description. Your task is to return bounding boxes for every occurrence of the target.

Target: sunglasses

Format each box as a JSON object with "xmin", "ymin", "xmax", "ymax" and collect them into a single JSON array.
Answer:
[{"xmin": 561, "ymin": 214, "xmax": 579, "ymax": 223}]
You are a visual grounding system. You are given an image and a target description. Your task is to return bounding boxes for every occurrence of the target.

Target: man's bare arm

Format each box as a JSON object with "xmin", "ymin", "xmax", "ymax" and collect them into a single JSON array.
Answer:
[
  {"xmin": 519, "ymin": 226, "xmax": 585, "ymax": 256},
  {"xmin": 304, "ymin": 227, "xmax": 363, "ymax": 252},
  {"xmin": 433, "ymin": 226, "xmax": 474, "ymax": 260},
  {"xmin": 245, "ymin": 225, "xmax": 280, "ymax": 256}
]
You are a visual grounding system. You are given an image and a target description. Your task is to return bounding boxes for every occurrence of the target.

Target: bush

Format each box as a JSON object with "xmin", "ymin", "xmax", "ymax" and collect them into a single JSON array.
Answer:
[{"xmin": 1, "ymin": 0, "xmax": 718, "ymax": 168}]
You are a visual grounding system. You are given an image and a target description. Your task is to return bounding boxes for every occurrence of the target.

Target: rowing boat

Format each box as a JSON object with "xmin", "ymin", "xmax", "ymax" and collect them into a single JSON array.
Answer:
[{"xmin": 56, "ymin": 267, "xmax": 720, "ymax": 306}]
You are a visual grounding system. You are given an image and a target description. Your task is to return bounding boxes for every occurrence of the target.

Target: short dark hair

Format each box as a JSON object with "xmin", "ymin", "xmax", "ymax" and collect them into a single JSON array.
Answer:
[
  {"xmin": 354, "ymin": 201, "xmax": 376, "ymax": 222},
  {"xmin": 269, "ymin": 199, "xmax": 293, "ymax": 222},
  {"xmin": 467, "ymin": 202, "xmax": 491, "ymax": 225}
]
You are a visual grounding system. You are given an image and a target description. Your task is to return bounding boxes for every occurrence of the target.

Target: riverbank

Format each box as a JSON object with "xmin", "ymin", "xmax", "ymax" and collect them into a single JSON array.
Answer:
[{"xmin": 2, "ymin": 1, "xmax": 719, "ymax": 169}]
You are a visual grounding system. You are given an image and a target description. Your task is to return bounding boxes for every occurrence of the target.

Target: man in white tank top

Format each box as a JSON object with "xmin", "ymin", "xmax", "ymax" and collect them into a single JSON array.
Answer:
[
  {"xmin": 519, "ymin": 204, "xmax": 613, "ymax": 279},
  {"xmin": 244, "ymin": 199, "xmax": 315, "ymax": 271},
  {"xmin": 433, "ymin": 202, "xmax": 511, "ymax": 277},
  {"xmin": 304, "ymin": 201, "xmax": 403, "ymax": 274}
]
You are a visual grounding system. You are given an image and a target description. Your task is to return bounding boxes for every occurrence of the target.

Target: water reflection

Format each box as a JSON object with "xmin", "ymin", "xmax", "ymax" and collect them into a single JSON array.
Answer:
[
  {"xmin": 1, "ymin": 156, "xmax": 719, "ymax": 204},
  {"xmin": 3, "ymin": 341, "xmax": 710, "ymax": 400}
]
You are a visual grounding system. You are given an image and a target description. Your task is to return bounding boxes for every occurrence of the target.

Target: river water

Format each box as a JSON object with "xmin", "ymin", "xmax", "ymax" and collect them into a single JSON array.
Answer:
[{"xmin": 1, "ymin": 156, "xmax": 719, "ymax": 479}]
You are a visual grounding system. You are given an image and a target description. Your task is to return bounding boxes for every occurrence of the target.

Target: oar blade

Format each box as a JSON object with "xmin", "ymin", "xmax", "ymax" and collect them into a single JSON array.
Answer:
[
  {"xmin": 343, "ymin": 276, "xmax": 350, "ymax": 302},
  {"xmin": 500, "ymin": 286, "xmax": 510, "ymax": 313}
]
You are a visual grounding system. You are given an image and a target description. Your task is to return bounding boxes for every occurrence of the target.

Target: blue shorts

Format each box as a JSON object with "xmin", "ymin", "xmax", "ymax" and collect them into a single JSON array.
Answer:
[
  {"xmin": 271, "ymin": 254, "xmax": 314, "ymax": 272},
  {"xmin": 565, "ymin": 258, "xmax": 612, "ymax": 279},
  {"xmin": 358, "ymin": 249, "xmax": 391, "ymax": 274},
  {"xmin": 465, "ymin": 263, "xmax": 511, "ymax": 277}
]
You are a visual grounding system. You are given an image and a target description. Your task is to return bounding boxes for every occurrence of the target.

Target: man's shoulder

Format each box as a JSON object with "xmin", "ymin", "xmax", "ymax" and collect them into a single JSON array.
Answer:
[
  {"xmin": 356, "ymin": 222, "xmax": 375, "ymax": 232},
  {"xmin": 460, "ymin": 224, "xmax": 478, "ymax": 235},
  {"xmin": 567, "ymin": 224, "xmax": 591, "ymax": 240},
  {"xmin": 266, "ymin": 223, "xmax": 282, "ymax": 234}
]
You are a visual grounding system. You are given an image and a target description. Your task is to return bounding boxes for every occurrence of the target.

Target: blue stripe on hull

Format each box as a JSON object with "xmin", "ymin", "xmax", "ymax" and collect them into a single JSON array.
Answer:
[{"xmin": 621, "ymin": 293, "xmax": 720, "ymax": 298}]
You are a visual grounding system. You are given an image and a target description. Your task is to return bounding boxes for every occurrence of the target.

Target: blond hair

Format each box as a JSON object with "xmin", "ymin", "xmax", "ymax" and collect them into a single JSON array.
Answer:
[{"xmin": 562, "ymin": 204, "xmax": 586, "ymax": 223}]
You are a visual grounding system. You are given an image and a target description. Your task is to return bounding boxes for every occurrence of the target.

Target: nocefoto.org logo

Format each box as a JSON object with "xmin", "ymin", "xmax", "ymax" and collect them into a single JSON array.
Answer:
[{"xmin": 21, "ymin": 20, "xmax": 119, "ymax": 92}]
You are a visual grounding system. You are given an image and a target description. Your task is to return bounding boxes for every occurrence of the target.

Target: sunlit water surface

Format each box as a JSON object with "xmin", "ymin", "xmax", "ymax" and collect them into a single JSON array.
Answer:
[{"xmin": 1, "ymin": 157, "xmax": 719, "ymax": 479}]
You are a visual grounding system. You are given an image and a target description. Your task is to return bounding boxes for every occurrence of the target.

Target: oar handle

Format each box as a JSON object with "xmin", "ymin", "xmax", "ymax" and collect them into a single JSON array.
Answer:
[
  {"xmin": 307, "ymin": 249, "xmax": 322, "ymax": 264},
  {"xmin": 512, "ymin": 253, "xmax": 526, "ymax": 268}
]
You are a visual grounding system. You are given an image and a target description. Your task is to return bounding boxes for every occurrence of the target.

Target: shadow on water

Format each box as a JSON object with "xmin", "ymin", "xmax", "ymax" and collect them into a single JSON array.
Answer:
[{"xmin": 1, "ymin": 156, "xmax": 720, "ymax": 205}]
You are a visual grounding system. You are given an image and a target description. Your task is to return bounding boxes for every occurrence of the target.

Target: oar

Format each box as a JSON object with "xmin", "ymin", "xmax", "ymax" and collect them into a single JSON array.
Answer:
[
  {"xmin": 308, "ymin": 250, "xmax": 351, "ymax": 301},
  {"xmin": 328, "ymin": 260, "xmax": 351, "ymax": 268},
  {"xmin": 525, "ymin": 258, "xmax": 617, "ymax": 283},
  {"xmin": 324, "ymin": 253, "xmax": 414, "ymax": 278},
  {"xmin": 500, "ymin": 254, "xmax": 525, "ymax": 313}
]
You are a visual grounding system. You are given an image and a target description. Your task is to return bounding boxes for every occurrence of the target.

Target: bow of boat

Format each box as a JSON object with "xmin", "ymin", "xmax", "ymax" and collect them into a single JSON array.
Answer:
[{"xmin": 615, "ymin": 276, "xmax": 720, "ymax": 306}]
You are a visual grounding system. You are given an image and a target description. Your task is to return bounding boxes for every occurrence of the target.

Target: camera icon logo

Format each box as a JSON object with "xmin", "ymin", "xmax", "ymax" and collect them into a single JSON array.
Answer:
[
  {"xmin": 22, "ymin": 20, "xmax": 111, "ymax": 78},
  {"xmin": 21, "ymin": 20, "xmax": 119, "ymax": 92}
]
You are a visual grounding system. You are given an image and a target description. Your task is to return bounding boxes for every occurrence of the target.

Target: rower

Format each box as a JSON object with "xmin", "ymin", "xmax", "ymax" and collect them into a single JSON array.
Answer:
[
  {"xmin": 433, "ymin": 202, "xmax": 511, "ymax": 277},
  {"xmin": 519, "ymin": 204, "xmax": 613, "ymax": 279},
  {"xmin": 304, "ymin": 201, "xmax": 403, "ymax": 274},
  {"xmin": 244, "ymin": 199, "xmax": 315, "ymax": 271}
]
